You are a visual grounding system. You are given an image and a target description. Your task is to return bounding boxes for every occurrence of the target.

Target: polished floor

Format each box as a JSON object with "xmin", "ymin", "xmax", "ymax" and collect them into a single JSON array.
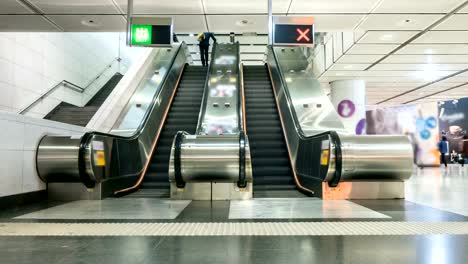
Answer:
[
  {"xmin": 0, "ymin": 165, "xmax": 467, "ymax": 264},
  {"xmin": 406, "ymin": 165, "xmax": 468, "ymax": 216}
]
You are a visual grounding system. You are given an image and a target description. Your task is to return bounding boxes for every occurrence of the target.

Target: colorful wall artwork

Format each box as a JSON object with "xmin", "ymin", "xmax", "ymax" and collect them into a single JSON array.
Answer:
[{"xmin": 366, "ymin": 102, "xmax": 440, "ymax": 166}]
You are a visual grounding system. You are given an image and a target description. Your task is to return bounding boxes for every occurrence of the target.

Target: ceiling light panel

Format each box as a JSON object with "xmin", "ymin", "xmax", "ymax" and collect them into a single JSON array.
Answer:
[
  {"xmin": 30, "ymin": 0, "xmax": 121, "ymax": 14},
  {"xmin": 203, "ymin": 0, "xmax": 290, "ymax": 14},
  {"xmin": 357, "ymin": 31, "xmax": 419, "ymax": 44},
  {"xmin": 374, "ymin": 0, "xmax": 464, "ymax": 13},
  {"xmin": 357, "ymin": 14, "xmax": 442, "ymax": 31},
  {"xmin": 289, "ymin": 0, "xmax": 381, "ymax": 13},
  {"xmin": 115, "ymin": 0, "xmax": 203, "ymax": 14}
]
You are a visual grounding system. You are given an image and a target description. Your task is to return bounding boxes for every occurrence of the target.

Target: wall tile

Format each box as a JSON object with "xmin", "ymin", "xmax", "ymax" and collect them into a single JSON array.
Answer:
[
  {"xmin": 22, "ymin": 150, "xmax": 46, "ymax": 193},
  {"xmin": 0, "ymin": 150, "xmax": 23, "ymax": 197},
  {"xmin": 0, "ymin": 119, "xmax": 24, "ymax": 150}
]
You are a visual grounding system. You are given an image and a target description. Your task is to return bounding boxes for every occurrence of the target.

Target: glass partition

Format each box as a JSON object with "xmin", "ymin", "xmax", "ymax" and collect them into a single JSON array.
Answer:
[
  {"xmin": 272, "ymin": 46, "xmax": 346, "ymax": 136},
  {"xmin": 110, "ymin": 47, "xmax": 179, "ymax": 136}
]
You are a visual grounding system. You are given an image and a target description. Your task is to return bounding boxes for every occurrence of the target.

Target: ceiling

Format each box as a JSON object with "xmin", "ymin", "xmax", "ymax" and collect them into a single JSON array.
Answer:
[{"xmin": 1, "ymin": 0, "xmax": 468, "ymax": 106}]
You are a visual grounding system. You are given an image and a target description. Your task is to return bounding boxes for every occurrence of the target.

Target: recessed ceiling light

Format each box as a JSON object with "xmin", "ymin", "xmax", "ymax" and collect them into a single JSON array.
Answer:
[
  {"xmin": 343, "ymin": 65, "xmax": 353, "ymax": 69},
  {"xmin": 189, "ymin": 33, "xmax": 194, "ymax": 37},
  {"xmin": 81, "ymin": 19, "xmax": 100, "ymax": 27},
  {"xmin": 236, "ymin": 19, "xmax": 252, "ymax": 27}
]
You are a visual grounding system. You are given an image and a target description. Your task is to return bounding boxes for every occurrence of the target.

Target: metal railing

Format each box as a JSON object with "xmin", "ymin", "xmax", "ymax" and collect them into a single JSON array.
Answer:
[{"xmin": 19, "ymin": 57, "xmax": 121, "ymax": 115}]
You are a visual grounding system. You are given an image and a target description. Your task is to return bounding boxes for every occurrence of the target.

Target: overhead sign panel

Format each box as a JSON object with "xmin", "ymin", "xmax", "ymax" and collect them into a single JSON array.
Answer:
[
  {"xmin": 129, "ymin": 17, "xmax": 173, "ymax": 47},
  {"xmin": 273, "ymin": 16, "xmax": 315, "ymax": 46}
]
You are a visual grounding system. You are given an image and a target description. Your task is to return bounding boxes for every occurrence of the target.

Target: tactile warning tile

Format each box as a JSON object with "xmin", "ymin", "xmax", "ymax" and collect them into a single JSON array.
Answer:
[{"xmin": 0, "ymin": 222, "xmax": 467, "ymax": 236}]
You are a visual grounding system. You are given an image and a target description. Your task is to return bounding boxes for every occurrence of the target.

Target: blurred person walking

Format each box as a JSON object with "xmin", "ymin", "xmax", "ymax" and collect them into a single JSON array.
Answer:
[{"xmin": 438, "ymin": 136, "xmax": 449, "ymax": 168}]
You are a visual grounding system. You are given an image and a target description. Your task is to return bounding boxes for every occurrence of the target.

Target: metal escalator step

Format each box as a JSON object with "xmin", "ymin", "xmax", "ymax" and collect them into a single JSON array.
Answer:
[
  {"xmin": 243, "ymin": 65, "xmax": 296, "ymax": 195},
  {"xmin": 141, "ymin": 66, "xmax": 206, "ymax": 194}
]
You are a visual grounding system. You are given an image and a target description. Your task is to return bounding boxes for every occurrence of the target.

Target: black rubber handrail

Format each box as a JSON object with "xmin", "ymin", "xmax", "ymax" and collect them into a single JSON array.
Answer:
[
  {"xmin": 76, "ymin": 43, "xmax": 186, "ymax": 185},
  {"xmin": 268, "ymin": 46, "xmax": 342, "ymax": 186}
]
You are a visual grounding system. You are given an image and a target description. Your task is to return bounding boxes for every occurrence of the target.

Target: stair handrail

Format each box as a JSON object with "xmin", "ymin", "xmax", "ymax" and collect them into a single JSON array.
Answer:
[{"xmin": 19, "ymin": 57, "xmax": 121, "ymax": 115}]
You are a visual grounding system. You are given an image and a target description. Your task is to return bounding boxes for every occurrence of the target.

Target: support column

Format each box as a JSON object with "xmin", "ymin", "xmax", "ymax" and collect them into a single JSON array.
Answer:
[{"xmin": 330, "ymin": 80, "xmax": 366, "ymax": 135}]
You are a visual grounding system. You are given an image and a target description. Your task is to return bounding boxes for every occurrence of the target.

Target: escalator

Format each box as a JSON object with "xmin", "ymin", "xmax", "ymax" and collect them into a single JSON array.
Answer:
[
  {"xmin": 44, "ymin": 73, "xmax": 123, "ymax": 126},
  {"xmin": 133, "ymin": 66, "xmax": 207, "ymax": 198},
  {"xmin": 243, "ymin": 65, "xmax": 300, "ymax": 197}
]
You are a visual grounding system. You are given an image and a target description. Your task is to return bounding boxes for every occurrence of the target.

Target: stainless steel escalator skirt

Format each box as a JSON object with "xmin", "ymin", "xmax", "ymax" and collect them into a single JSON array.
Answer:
[
  {"xmin": 266, "ymin": 45, "xmax": 414, "ymax": 189},
  {"xmin": 168, "ymin": 132, "xmax": 252, "ymax": 186},
  {"xmin": 34, "ymin": 43, "xmax": 190, "ymax": 191},
  {"xmin": 338, "ymin": 134, "xmax": 414, "ymax": 181}
]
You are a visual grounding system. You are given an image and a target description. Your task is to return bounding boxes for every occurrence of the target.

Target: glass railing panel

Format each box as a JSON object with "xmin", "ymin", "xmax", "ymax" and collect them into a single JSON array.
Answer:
[
  {"xmin": 196, "ymin": 43, "xmax": 241, "ymax": 135},
  {"xmin": 272, "ymin": 46, "xmax": 346, "ymax": 137},
  {"xmin": 110, "ymin": 47, "xmax": 179, "ymax": 136}
]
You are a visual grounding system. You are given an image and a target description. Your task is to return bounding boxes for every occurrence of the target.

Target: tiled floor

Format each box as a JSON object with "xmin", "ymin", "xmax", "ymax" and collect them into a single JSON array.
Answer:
[
  {"xmin": 14, "ymin": 199, "xmax": 191, "ymax": 220},
  {"xmin": 406, "ymin": 165, "xmax": 468, "ymax": 216},
  {"xmin": 0, "ymin": 165, "xmax": 467, "ymax": 263},
  {"xmin": 229, "ymin": 198, "xmax": 390, "ymax": 219}
]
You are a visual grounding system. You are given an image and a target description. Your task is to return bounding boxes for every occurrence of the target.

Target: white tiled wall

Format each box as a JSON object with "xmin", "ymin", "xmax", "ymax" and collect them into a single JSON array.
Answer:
[
  {"xmin": 0, "ymin": 111, "xmax": 89, "ymax": 198},
  {"xmin": 0, "ymin": 32, "xmax": 145, "ymax": 117}
]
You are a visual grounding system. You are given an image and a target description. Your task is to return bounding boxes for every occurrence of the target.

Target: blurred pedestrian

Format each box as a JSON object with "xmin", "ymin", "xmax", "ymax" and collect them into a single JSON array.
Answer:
[
  {"xmin": 438, "ymin": 136, "xmax": 449, "ymax": 168},
  {"xmin": 197, "ymin": 32, "xmax": 217, "ymax": 67}
]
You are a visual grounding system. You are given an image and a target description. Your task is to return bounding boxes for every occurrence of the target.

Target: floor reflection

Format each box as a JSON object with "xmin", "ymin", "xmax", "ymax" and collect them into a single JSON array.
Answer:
[{"xmin": 406, "ymin": 165, "xmax": 468, "ymax": 216}]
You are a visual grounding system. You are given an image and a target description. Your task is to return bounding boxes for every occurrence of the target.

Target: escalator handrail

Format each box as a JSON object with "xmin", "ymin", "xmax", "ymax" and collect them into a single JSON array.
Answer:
[
  {"xmin": 75, "ymin": 43, "xmax": 187, "ymax": 188},
  {"xmin": 235, "ymin": 42, "xmax": 244, "ymax": 133},
  {"xmin": 195, "ymin": 42, "xmax": 218, "ymax": 134},
  {"xmin": 268, "ymin": 46, "xmax": 339, "ymax": 141},
  {"xmin": 268, "ymin": 46, "xmax": 342, "ymax": 186},
  {"xmin": 80, "ymin": 43, "xmax": 185, "ymax": 141}
]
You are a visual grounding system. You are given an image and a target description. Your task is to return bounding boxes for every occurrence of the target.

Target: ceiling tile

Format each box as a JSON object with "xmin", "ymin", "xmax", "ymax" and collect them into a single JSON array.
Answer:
[
  {"xmin": 357, "ymin": 14, "xmax": 441, "ymax": 31},
  {"xmin": 48, "ymin": 15, "xmax": 126, "ymax": 31},
  {"xmin": 203, "ymin": 0, "xmax": 290, "ymax": 14},
  {"xmin": 172, "ymin": 15, "xmax": 207, "ymax": 33},
  {"xmin": 307, "ymin": 14, "xmax": 364, "ymax": 32},
  {"xmin": 31, "ymin": 0, "xmax": 121, "ymax": 14},
  {"xmin": 346, "ymin": 44, "xmax": 398, "ymax": 54},
  {"xmin": 328, "ymin": 64, "xmax": 371, "ymax": 71},
  {"xmin": 289, "ymin": 0, "xmax": 381, "ymax": 13},
  {"xmin": 382, "ymin": 54, "xmax": 468, "ymax": 64},
  {"xmin": 414, "ymin": 31, "xmax": 468, "ymax": 43},
  {"xmin": 206, "ymin": 15, "xmax": 268, "ymax": 33},
  {"xmin": 433, "ymin": 14, "xmax": 468, "ymax": 30},
  {"xmin": 335, "ymin": 54, "xmax": 384, "ymax": 63},
  {"xmin": 0, "ymin": 0, "xmax": 34, "ymax": 14},
  {"xmin": 357, "ymin": 31, "xmax": 419, "ymax": 44},
  {"xmin": 115, "ymin": 0, "xmax": 203, "ymax": 14},
  {"xmin": 374, "ymin": 0, "xmax": 464, "ymax": 13},
  {"xmin": 371, "ymin": 63, "xmax": 468, "ymax": 71},
  {"xmin": 396, "ymin": 44, "xmax": 468, "ymax": 55},
  {"xmin": 0, "ymin": 15, "xmax": 59, "ymax": 31}
]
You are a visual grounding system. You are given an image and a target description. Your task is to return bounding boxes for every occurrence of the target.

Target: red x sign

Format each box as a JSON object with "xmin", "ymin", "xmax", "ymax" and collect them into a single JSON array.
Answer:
[{"xmin": 296, "ymin": 28, "xmax": 311, "ymax": 42}]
